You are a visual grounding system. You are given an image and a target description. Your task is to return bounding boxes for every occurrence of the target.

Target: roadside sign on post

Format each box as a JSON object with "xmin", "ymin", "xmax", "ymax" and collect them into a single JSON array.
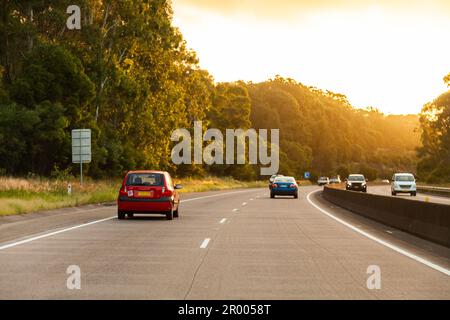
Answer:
[
  {"xmin": 72, "ymin": 129, "xmax": 91, "ymax": 185},
  {"xmin": 304, "ymin": 171, "xmax": 311, "ymax": 179}
]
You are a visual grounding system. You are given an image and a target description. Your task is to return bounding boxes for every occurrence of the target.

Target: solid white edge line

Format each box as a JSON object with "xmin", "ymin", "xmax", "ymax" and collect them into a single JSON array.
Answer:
[
  {"xmin": 1, "ymin": 189, "xmax": 260, "ymax": 251},
  {"xmin": 306, "ymin": 189, "xmax": 450, "ymax": 277},
  {"xmin": 200, "ymin": 238, "xmax": 211, "ymax": 249},
  {"xmin": 0, "ymin": 216, "xmax": 115, "ymax": 251}
]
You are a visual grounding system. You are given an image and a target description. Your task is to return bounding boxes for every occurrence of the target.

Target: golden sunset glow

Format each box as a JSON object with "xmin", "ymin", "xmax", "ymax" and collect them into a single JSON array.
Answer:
[{"xmin": 173, "ymin": 0, "xmax": 450, "ymax": 114}]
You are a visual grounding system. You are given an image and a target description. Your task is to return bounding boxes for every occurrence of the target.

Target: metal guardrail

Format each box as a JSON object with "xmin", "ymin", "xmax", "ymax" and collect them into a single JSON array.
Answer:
[{"xmin": 417, "ymin": 185, "xmax": 450, "ymax": 197}]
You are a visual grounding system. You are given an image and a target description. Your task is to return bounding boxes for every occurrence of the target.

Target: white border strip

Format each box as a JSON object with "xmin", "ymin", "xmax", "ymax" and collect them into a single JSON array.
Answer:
[{"xmin": 306, "ymin": 189, "xmax": 450, "ymax": 277}]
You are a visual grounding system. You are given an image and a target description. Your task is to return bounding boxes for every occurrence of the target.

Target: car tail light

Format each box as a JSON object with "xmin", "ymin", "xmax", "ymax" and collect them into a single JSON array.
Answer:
[
  {"xmin": 161, "ymin": 186, "xmax": 173, "ymax": 197},
  {"xmin": 289, "ymin": 184, "xmax": 297, "ymax": 188},
  {"xmin": 272, "ymin": 184, "xmax": 278, "ymax": 188}
]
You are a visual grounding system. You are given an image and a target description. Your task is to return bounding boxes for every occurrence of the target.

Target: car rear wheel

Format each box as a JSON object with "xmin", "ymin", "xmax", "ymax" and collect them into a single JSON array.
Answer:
[
  {"xmin": 118, "ymin": 210, "xmax": 125, "ymax": 220},
  {"xmin": 166, "ymin": 208, "xmax": 174, "ymax": 220},
  {"xmin": 391, "ymin": 191, "xmax": 396, "ymax": 196},
  {"xmin": 411, "ymin": 192, "xmax": 416, "ymax": 196},
  {"xmin": 173, "ymin": 205, "xmax": 179, "ymax": 218},
  {"xmin": 270, "ymin": 192, "xmax": 275, "ymax": 199},
  {"xmin": 127, "ymin": 213, "xmax": 134, "ymax": 218},
  {"xmin": 294, "ymin": 193, "xmax": 298, "ymax": 199}
]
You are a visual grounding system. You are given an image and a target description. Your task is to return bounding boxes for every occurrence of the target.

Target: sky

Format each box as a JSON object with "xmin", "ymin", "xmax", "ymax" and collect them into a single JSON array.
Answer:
[{"xmin": 172, "ymin": 0, "xmax": 450, "ymax": 114}]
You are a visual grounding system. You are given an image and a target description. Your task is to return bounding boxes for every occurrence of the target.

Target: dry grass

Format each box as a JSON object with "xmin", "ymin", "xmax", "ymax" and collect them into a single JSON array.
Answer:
[
  {"xmin": 0, "ymin": 177, "xmax": 119, "ymax": 216},
  {"xmin": 176, "ymin": 176, "xmax": 267, "ymax": 193}
]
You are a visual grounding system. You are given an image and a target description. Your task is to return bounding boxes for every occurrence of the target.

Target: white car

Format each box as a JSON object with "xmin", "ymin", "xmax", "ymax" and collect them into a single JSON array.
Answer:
[
  {"xmin": 317, "ymin": 177, "xmax": 330, "ymax": 186},
  {"xmin": 345, "ymin": 174, "xmax": 367, "ymax": 192},
  {"xmin": 391, "ymin": 173, "xmax": 416, "ymax": 196},
  {"xmin": 329, "ymin": 175, "xmax": 341, "ymax": 184}
]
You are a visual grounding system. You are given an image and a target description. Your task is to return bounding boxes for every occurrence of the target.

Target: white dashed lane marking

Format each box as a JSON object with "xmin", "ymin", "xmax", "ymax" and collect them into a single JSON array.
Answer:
[{"xmin": 200, "ymin": 238, "xmax": 211, "ymax": 249}]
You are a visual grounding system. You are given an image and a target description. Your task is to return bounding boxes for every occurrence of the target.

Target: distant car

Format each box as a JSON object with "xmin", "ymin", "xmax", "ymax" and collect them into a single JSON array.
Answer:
[
  {"xmin": 382, "ymin": 179, "xmax": 390, "ymax": 184},
  {"xmin": 269, "ymin": 174, "xmax": 284, "ymax": 189},
  {"xmin": 317, "ymin": 177, "xmax": 330, "ymax": 186},
  {"xmin": 329, "ymin": 175, "xmax": 341, "ymax": 184},
  {"xmin": 345, "ymin": 174, "xmax": 367, "ymax": 192},
  {"xmin": 117, "ymin": 170, "xmax": 182, "ymax": 220},
  {"xmin": 270, "ymin": 176, "xmax": 298, "ymax": 199},
  {"xmin": 269, "ymin": 174, "xmax": 283, "ymax": 183},
  {"xmin": 391, "ymin": 173, "xmax": 416, "ymax": 196}
]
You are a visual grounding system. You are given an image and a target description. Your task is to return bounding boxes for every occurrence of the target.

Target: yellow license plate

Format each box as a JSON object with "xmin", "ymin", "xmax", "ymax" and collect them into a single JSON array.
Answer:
[{"xmin": 137, "ymin": 191, "xmax": 152, "ymax": 197}]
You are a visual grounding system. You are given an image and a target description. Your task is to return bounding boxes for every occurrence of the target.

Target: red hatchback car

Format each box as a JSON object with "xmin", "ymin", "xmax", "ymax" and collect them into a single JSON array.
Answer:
[{"xmin": 117, "ymin": 170, "xmax": 182, "ymax": 220}]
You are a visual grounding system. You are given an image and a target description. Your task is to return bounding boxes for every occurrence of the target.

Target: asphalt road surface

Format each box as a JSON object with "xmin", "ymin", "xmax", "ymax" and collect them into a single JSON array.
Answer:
[
  {"xmin": 367, "ymin": 184, "xmax": 450, "ymax": 205},
  {"xmin": 0, "ymin": 186, "xmax": 449, "ymax": 299}
]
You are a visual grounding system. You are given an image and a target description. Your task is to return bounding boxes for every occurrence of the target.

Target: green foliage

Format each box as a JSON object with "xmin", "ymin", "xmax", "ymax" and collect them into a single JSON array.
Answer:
[
  {"xmin": 336, "ymin": 165, "xmax": 350, "ymax": 179},
  {"xmin": 0, "ymin": 103, "xmax": 39, "ymax": 174},
  {"xmin": 0, "ymin": 0, "xmax": 214, "ymax": 178},
  {"xmin": 359, "ymin": 165, "xmax": 378, "ymax": 181},
  {"xmin": 50, "ymin": 165, "xmax": 75, "ymax": 181},
  {"xmin": 207, "ymin": 82, "xmax": 254, "ymax": 179},
  {"xmin": 210, "ymin": 82, "xmax": 251, "ymax": 129},
  {"xmin": 417, "ymin": 87, "xmax": 450, "ymax": 183}
]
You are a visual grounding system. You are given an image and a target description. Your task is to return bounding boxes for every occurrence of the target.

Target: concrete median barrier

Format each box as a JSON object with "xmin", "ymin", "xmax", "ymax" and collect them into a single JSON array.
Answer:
[{"xmin": 322, "ymin": 186, "xmax": 450, "ymax": 247}]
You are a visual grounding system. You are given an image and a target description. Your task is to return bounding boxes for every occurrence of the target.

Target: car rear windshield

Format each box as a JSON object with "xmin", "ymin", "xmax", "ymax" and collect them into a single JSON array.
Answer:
[
  {"xmin": 348, "ymin": 175, "xmax": 365, "ymax": 181},
  {"xmin": 274, "ymin": 177, "xmax": 295, "ymax": 183},
  {"xmin": 126, "ymin": 173, "xmax": 164, "ymax": 186},
  {"xmin": 395, "ymin": 175, "xmax": 414, "ymax": 182}
]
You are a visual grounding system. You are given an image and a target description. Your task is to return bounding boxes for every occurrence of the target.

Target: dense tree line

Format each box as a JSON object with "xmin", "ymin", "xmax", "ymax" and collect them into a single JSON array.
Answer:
[
  {"xmin": 246, "ymin": 77, "xmax": 420, "ymax": 180},
  {"xmin": 417, "ymin": 74, "xmax": 450, "ymax": 183},
  {"xmin": 0, "ymin": 1, "xmax": 424, "ymax": 181}
]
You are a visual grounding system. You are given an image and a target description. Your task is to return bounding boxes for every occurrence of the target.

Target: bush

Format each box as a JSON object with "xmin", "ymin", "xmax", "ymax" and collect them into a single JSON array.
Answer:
[{"xmin": 360, "ymin": 165, "xmax": 378, "ymax": 181}]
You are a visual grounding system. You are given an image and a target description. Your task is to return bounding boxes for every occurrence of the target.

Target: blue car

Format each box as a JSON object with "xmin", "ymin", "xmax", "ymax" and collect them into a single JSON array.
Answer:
[{"xmin": 270, "ymin": 176, "xmax": 298, "ymax": 199}]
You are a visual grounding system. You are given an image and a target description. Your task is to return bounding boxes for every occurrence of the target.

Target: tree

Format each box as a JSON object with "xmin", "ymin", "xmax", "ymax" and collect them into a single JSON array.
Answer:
[
  {"xmin": 207, "ymin": 82, "xmax": 254, "ymax": 178},
  {"xmin": 0, "ymin": 103, "xmax": 39, "ymax": 174},
  {"xmin": 417, "ymin": 81, "xmax": 450, "ymax": 182}
]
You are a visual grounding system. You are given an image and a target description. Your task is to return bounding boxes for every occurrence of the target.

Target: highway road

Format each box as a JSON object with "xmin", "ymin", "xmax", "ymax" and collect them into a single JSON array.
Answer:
[
  {"xmin": 0, "ymin": 186, "xmax": 449, "ymax": 299},
  {"xmin": 367, "ymin": 184, "xmax": 450, "ymax": 205}
]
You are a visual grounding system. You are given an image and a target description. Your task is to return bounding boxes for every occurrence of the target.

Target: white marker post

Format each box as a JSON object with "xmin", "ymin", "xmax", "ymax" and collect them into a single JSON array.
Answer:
[{"xmin": 72, "ymin": 129, "xmax": 92, "ymax": 185}]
